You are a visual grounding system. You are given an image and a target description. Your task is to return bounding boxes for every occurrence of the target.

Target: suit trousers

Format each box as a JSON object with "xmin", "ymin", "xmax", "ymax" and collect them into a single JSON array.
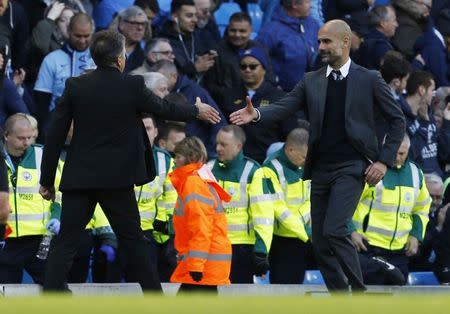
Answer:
[
  {"xmin": 310, "ymin": 159, "xmax": 367, "ymax": 292},
  {"xmin": 43, "ymin": 188, "xmax": 161, "ymax": 291}
]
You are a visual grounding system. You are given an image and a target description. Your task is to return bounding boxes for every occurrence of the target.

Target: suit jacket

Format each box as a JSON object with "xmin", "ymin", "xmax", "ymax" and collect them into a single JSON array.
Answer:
[
  {"xmin": 258, "ymin": 62, "xmax": 406, "ymax": 179},
  {"xmin": 40, "ymin": 66, "xmax": 198, "ymax": 190}
]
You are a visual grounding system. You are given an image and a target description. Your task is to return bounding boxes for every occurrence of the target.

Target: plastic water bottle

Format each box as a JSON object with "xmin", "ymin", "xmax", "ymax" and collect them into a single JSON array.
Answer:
[{"xmin": 36, "ymin": 232, "xmax": 53, "ymax": 260}]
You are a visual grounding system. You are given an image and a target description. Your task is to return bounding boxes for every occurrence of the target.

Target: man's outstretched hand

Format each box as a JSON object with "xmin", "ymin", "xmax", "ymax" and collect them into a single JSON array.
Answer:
[
  {"xmin": 195, "ymin": 97, "xmax": 221, "ymax": 124},
  {"xmin": 229, "ymin": 96, "xmax": 258, "ymax": 125},
  {"xmin": 39, "ymin": 185, "xmax": 56, "ymax": 202}
]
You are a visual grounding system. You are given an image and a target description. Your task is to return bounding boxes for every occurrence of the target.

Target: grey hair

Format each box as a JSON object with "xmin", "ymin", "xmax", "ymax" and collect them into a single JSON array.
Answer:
[
  {"xmin": 145, "ymin": 38, "xmax": 171, "ymax": 55},
  {"xmin": 369, "ymin": 5, "xmax": 394, "ymax": 27},
  {"xmin": 118, "ymin": 5, "xmax": 148, "ymax": 22},
  {"xmin": 142, "ymin": 72, "xmax": 168, "ymax": 92},
  {"xmin": 425, "ymin": 173, "xmax": 444, "ymax": 189}
]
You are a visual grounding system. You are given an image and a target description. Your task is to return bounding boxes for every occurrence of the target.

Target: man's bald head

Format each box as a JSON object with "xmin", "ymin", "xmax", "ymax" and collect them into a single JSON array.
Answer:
[
  {"xmin": 322, "ymin": 19, "xmax": 352, "ymax": 40},
  {"xmin": 318, "ymin": 19, "xmax": 352, "ymax": 68}
]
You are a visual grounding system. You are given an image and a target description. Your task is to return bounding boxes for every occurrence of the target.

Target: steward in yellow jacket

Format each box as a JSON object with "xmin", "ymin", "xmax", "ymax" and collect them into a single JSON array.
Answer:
[
  {"xmin": 262, "ymin": 128, "xmax": 313, "ymax": 284},
  {"xmin": 350, "ymin": 135, "xmax": 431, "ymax": 285},
  {"xmin": 208, "ymin": 126, "xmax": 277, "ymax": 283}
]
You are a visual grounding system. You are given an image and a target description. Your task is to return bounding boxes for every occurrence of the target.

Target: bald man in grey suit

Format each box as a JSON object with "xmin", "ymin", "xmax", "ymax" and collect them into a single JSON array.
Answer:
[{"xmin": 230, "ymin": 20, "xmax": 405, "ymax": 292}]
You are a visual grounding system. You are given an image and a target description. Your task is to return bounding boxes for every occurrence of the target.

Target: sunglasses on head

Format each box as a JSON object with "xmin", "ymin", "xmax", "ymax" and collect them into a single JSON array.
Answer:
[{"xmin": 240, "ymin": 63, "xmax": 260, "ymax": 70}]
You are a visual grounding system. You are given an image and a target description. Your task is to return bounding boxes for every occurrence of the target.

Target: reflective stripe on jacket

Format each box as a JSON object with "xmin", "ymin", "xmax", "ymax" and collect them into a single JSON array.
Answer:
[
  {"xmin": 353, "ymin": 161, "xmax": 431, "ymax": 250},
  {"xmin": 169, "ymin": 162, "xmax": 232, "ymax": 285},
  {"xmin": 6, "ymin": 145, "xmax": 60, "ymax": 237},
  {"xmin": 263, "ymin": 147, "xmax": 311, "ymax": 242}
]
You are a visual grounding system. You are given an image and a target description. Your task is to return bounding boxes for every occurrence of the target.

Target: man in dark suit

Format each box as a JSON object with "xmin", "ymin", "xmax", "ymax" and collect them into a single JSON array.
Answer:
[
  {"xmin": 38, "ymin": 30, "xmax": 221, "ymax": 292},
  {"xmin": 230, "ymin": 20, "xmax": 405, "ymax": 292}
]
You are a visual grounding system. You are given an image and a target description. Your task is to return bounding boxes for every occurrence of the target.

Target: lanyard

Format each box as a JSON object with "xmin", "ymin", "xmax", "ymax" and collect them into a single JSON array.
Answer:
[{"xmin": 178, "ymin": 33, "xmax": 195, "ymax": 64}]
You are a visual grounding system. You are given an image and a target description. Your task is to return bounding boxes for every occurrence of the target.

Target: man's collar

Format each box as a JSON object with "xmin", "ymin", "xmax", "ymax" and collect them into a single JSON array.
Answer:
[{"xmin": 326, "ymin": 58, "xmax": 352, "ymax": 78}]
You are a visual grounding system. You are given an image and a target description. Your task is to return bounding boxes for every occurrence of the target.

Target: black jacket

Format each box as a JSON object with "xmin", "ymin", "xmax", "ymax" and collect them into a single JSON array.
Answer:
[
  {"xmin": 258, "ymin": 62, "xmax": 406, "ymax": 179},
  {"xmin": 219, "ymin": 81, "xmax": 292, "ymax": 163},
  {"xmin": 203, "ymin": 39, "xmax": 275, "ymax": 102},
  {"xmin": 159, "ymin": 21, "xmax": 210, "ymax": 80},
  {"xmin": 40, "ymin": 66, "xmax": 198, "ymax": 190}
]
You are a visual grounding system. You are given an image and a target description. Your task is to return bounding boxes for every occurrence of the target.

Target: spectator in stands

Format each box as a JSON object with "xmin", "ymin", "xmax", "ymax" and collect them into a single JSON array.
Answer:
[
  {"xmin": 324, "ymin": 0, "xmax": 370, "ymax": 31},
  {"xmin": 26, "ymin": 3, "xmax": 76, "ymax": 84},
  {"xmin": 358, "ymin": 5, "xmax": 398, "ymax": 70},
  {"xmin": 152, "ymin": 60, "xmax": 226, "ymax": 158},
  {"xmin": 142, "ymin": 72, "xmax": 169, "ymax": 98},
  {"xmin": 0, "ymin": 77, "xmax": 29, "ymax": 126},
  {"xmin": 392, "ymin": 0, "xmax": 431, "ymax": 60},
  {"xmin": 377, "ymin": 51, "xmax": 412, "ymax": 145},
  {"xmin": 34, "ymin": 13, "xmax": 95, "ymax": 143},
  {"xmin": 194, "ymin": 0, "xmax": 220, "ymax": 51},
  {"xmin": 257, "ymin": 0, "xmax": 319, "ymax": 92},
  {"xmin": 116, "ymin": 6, "xmax": 150, "ymax": 74},
  {"xmin": 159, "ymin": 0, "xmax": 215, "ymax": 82},
  {"xmin": 414, "ymin": 174, "xmax": 450, "ymax": 284},
  {"xmin": 439, "ymin": 96, "xmax": 450, "ymax": 177},
  {"xmin": 215, "ymin": 47, "xmax": 295, "ymax": 163},
  {"xmin": 351, "ymin": 134, "xmax": 431, "ymax": 285},
  {"xmin": 134, "ymin": 0, "xmax": 160, "ymax": 22},
  {"xmin": 156, "ymin": 121, "xmax": 186, "ymax": 156},
  {"xmin": 203, "ymin": 12, "xmax": 274, "ymax": 102},
  {"xmin": 92, "ymin": 0, "xmax": 133, "ymax": 31},
  {"xmin": 413, "ymin": 8, "xmax": 450, "ymax": 88},
  {"xmin": 0, "ymin": 0, "xmax": 29, "ymax": 71},
  {"xmin": 130, "ymin": 38, "xmax": 175, "ymax": 75},
  {"xmin": 402, "ymin": 71, "xmax": 449, "ymax": 176}
]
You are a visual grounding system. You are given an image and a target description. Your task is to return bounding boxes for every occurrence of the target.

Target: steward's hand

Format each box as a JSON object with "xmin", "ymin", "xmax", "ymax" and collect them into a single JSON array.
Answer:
[
  {"xmin": 351, "ymin": 231, "xmax": 368, "ymax": 252},
  {"xmin": 195, "ymin": 97, "xmax": 221, "ymax": 124},
  {"xmin": 405, "ymin": 236, "xmax": 419, "ymax": 257},
  {"xmin": 229, "ymin": 96, "xmax": 258, "ymax": 125},
  {"xmin": 46, "ymin": 218, "xmax": 60, "ymax": 234},
  {"xmin": 99, "ymin": 244, "xmax": 116, "ymax": 263}
]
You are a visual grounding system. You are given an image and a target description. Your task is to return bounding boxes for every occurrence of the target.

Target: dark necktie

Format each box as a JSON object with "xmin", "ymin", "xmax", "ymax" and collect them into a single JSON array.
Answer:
[{"xmin": 332, "ymin": 70, "xmax": 343, "ymax": 81}]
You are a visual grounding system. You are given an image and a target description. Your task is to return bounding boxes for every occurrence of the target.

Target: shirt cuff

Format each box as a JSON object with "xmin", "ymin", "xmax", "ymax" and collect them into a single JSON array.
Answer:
[{"xmin": 252, "ymin": 108, "xmax": 261, "ymax": 123}]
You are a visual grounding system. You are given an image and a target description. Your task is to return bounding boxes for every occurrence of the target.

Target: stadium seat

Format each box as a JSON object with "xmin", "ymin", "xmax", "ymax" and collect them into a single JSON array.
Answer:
[
  {"xmin": 407, "ymin": 271, "xmax": 440, "ymax": 285},
  {"xmin": 214, "ymin": 1, "xmax": 241, "ymax": 36},
  {"xmin": 374, "ymin": 0, "xmax": 391, "ymax": 5},
  {"xmin": 303, "ymin": 270, "xmax": 325, "ymax": 285},
  {"xmin": 254, "ymin": 271, "xmax": 270, "ymax": 284},
  {"xmin": 247, "ymin": 3, "xmax": 263, "ymax": 38}
]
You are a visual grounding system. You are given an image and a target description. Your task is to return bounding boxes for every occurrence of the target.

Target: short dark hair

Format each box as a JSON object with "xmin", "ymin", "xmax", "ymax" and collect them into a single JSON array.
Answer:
[
  {"xmin": 144, "ymin": 37, "xmax": 170, "ymax": 55},
  {"xmin": 156, "ymin": 121, "xmax": 185, "ymax": 142},
  {"xmin": 171, "ymin": 0, "xmax": 195, "ymax": 14},
  {"xmin": 90, "ymin": 30, "xmax": 125, "ymax": 67},
  {"xmin": 406, "ymin": 71, "xmax": 434, "ymax": 96},
  {"xmin": 368, "ymin": 5, "xmax": 394, "ymax": 27},
  {"xmin": 219, "ymin": 125, "xmax": 246, "ymax": 145},
  {"xmin": 229, "ymin": 12, "xmax": 252, "ymax": 25},
  {"xmin": 134, "ymin": 0, "xmax": 160, "ymax": 15},
  {"xmin": 380, "ymin": 51, "xmax": 411, "ymax": 84},
  {"xmin": 285, "ymin": 128, "xmax": 309, "ymax": 148}
]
